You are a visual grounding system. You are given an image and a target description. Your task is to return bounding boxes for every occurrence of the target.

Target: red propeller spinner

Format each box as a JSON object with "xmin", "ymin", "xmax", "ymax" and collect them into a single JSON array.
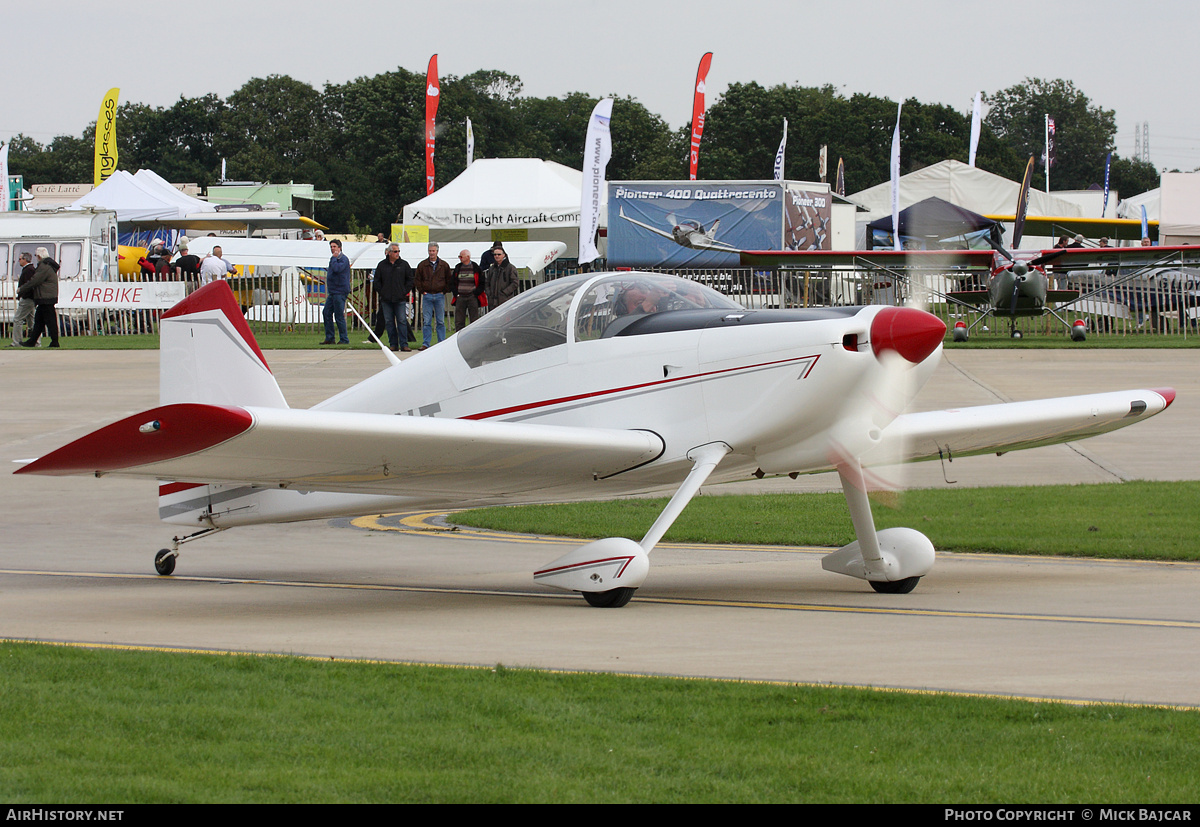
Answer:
[{"xmin": 870, "ymin": 306, "xmax": 946, "ymax": 364}]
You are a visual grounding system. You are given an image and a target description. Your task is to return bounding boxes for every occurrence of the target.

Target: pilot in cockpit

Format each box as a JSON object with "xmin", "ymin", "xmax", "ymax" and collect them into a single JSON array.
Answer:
[{"xmin": 614, "ymin": 281, "xmax": 670, "ymax": 316}]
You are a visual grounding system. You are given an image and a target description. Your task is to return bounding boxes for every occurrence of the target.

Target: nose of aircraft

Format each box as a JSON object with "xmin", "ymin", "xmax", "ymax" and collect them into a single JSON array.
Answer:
[{"xmin": 870, "ymin": 306, "xmax": 947, "ymax": 363}]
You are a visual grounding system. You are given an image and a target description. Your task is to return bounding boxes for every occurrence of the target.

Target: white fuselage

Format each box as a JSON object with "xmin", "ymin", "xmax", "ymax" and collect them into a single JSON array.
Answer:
[{"xmin": 164, "ymin": 275, "xmax": 939, "ymax": 528}]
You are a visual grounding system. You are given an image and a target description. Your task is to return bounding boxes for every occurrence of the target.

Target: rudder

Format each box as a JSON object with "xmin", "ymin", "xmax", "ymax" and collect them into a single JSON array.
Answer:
[{"xmin": 159, "ymin": 280, "xmax": 288, "ymax": 408}]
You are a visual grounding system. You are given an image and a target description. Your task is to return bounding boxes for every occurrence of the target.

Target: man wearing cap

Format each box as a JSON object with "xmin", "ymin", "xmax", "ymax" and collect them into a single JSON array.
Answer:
[
  {"xmin": 173, "ymin": 237, "xmax": 202, "ymax": 288},
  {"xmin": 19, "ymin": 247, "xmax": 60, "ymax": 348},
  {"xmin": 484, "ymin": 245, "xmax": 519, "ymax": 309},
  {"xmin": 10, "ymin": 252, "xmax": 35, "ymax": 346}
]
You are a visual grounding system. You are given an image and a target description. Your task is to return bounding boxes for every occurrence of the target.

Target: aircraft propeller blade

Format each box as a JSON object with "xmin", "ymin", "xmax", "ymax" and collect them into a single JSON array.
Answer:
[
  {"xmin": 1011, "ymin": 157, "xmax": 1035, "ymax": 249},
  {"xmin": 828, "ymin": 307, "xmax": 945, "ymax": 499},
  {"xmin": 986, "ymin": 235, "xmax": 1015, "ymax": 263}
]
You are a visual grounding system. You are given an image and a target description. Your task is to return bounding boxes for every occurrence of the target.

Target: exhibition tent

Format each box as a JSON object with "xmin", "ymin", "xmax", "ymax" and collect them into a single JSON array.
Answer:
[
  {"xmin": 848, "ymin": 160, "xmax": 1083, "ymax": 227},
  {"xmin": 1158, "ymin": 173, "xmax": 1200, "ymax": 245},
  {"xmin": 403, "ymin": 158, "xmax": 597, "ymax": 258},
  {"xmin": 865, "ymin": 196, "xmax": 1002, "ymax": 248},
  {"xmin": 69, "ymin": 169, "xmax": 214, "ymax": 222}
]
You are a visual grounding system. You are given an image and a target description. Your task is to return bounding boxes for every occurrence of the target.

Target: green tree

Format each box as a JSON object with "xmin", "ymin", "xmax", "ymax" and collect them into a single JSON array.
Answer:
[
  {"xmin": 985, "ymin": 77, "xmax": 1117, "ymax": 191},
  {"xmin": 222, "ymin": 75, "xmax": 325, "ymax": 183},
  {"xmin": 1107, "ymin": 155, "xmax": 1159, "ymax": 199}
]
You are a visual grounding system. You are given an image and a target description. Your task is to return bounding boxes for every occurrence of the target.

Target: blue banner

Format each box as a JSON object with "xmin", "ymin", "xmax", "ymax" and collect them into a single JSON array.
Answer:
[
  {"xmin": 1103, "ymin": 153, "xmax": 1111, "ymax": 217},
  {"xmin": 608, "ymin": 181, "xmax": 784, "ymax": 268}
]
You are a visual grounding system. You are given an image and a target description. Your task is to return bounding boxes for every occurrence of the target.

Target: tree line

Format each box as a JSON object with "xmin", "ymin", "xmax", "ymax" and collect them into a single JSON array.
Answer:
[{"xmin": 8, "ymin": 71, "xmax": 1159, "ymax": 233}]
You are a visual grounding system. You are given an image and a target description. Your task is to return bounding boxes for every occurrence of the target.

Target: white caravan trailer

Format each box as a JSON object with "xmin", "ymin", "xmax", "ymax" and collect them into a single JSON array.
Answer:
[{"xmin": 0, "ymin": 209, "xmax": 120, "ymax": 323}]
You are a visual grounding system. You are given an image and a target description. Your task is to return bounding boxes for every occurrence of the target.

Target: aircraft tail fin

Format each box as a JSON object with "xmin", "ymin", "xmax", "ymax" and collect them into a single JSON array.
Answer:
[{"xmin": 159, "ymin": 280, "xmax": 289, "ymax": 409}]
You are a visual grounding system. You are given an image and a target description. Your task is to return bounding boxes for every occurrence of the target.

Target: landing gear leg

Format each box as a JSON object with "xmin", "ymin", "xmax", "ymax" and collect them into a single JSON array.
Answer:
[
  {"xmin": 821, "ymin": 461, "xmax": 935, "ymax": 592},
  {"xmin": 152, "ymin": 526, "xmax": 224, "ymax": 576},
  {"xmin": 534, "ymin": 443, "xmax": 731, "ymax": 607}
]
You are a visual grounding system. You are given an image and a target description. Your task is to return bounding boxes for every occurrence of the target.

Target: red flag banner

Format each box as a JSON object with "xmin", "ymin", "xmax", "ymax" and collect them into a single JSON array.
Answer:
[
  {"xmin": 426, "ymin": 54, "xmax": 440, "ymax": 195},
  {"xmin": 688, "ymin": 52, "xmax": 713, "ymax": 181}
]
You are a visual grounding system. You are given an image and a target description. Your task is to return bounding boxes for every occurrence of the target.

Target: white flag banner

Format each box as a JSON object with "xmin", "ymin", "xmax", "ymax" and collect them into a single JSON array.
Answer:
[
  {"xmin": 773, "ymin": 119, "xmax": 787, "ymax": 181},
  {"xmin": 579, "ymin": 98, "xmax": 613, "ymax": 266},
  {"xmin": 968, "ymin": 91, "xmax": 982, "ymax": 167},
  {"xmin": 466, "ymin": 118, "xmax": 474, "ymax": 168},
  {"xmin": 891, "ymin": 103, "xmax": 902, "ymax": 252},
  {"xmin": 0, "ymin": 143, "xmax": 9, "ymax": 212}
]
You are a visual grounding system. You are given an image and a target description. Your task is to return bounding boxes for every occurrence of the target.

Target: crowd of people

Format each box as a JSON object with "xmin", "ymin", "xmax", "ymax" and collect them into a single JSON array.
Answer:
[{"xmin": 325, "ymin": 238, "xmax": 520, "ymax": 352}]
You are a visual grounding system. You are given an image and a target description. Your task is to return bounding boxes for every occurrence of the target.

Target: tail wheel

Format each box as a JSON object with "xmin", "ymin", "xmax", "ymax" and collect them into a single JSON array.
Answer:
[{"xmin": 154, "ymin": 549, "xmax": 177, "ymax": 576}]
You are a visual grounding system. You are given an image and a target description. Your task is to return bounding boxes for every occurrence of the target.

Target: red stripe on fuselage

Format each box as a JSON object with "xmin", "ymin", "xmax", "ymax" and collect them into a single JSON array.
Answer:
[{"xmin": 463, "ymin": 355, "xmax": 820, "ymax": 421}]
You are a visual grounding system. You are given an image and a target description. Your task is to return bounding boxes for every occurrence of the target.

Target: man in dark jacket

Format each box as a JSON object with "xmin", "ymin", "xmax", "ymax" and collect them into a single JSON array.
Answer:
[
  {"xmin": 321, "ymin": 239, "xmax": 352, "ymax": 345},
  {"xmin": 19, "ymin": 247, "xmax": 60, "ymax": 348},
  {"xmin": 374, "ymin": 243, "xmax": 414, "ymax": 352},
  {"xmin": 414, "ymin": 242, "xmax": 453, "ymax": 350},
  {"xmin": 10, "ymin": 252, "xmax": 35, "ymax": 346},
  {"xmin": 484, "ymin": 247, "xmax": 519, "ymax": 310}
]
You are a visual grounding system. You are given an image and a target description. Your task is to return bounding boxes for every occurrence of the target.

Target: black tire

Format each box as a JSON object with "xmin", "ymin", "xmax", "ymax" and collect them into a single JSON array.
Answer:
[
  {"xmin": 583, "ymin": 587, "xmax": 636, "ymax": 608},
  {"xmin": 154, "ymin": 549, "xmax": 176, "ymax": 576},
  {"xmin": 870, "ymin": 576, "xmax": 920, "ymax": 594}
]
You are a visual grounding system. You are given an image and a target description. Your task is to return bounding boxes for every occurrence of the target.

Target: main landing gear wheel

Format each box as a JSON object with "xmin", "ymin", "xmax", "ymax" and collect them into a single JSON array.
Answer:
[
  {"xmin": 869, "ymin": 576, "xmax": 920, "ymax": 594},
  {"xmin": 583, "ymin": 587, "xmax": 636, "ymax": 608},
  {"xmin": 154, "ymin": 549, "xmax": 177, "ymax": 576}
]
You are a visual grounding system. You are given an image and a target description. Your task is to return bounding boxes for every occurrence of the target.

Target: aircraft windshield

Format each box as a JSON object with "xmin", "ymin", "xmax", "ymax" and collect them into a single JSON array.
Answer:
[
  {"xmin": 574, "ymin": 273, "xmax": 742, "ymax": 342},
  {"xmin": 456, "ymin": 275, "xmax": 587, "ymax": 368},
  {"xmin": 455, "ymin": 272, "xmax": 743, "ymax": 368}
]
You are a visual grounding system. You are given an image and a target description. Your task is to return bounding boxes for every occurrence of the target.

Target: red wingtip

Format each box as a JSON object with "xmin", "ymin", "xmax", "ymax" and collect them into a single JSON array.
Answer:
[
  {"xmin": 1152, "ymin": 388, "xmax": 1176, "ymax": 409},
  {"xmin": 15, "ymin": 404, "xmax": 253, "ymax": 477},
  {"xmin": 871, "ymin": 306, "xmax": 946, "ymax": 363}
]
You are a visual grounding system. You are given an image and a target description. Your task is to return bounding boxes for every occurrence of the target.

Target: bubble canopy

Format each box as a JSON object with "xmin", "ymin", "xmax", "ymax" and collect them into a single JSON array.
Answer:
[{"xmin": 456, "ymin": 272, "xmax": 743, "ymax": 368}]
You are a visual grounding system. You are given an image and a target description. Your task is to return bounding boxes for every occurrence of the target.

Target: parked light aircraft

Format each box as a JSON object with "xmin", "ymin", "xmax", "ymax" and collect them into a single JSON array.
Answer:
[
  {"xmin": 743, "ymin": 159, "xmax": 1200, "ymax": 340},
  {"xmin": 16, "ymin": 272, "xmax": 1173, "ymax": 607},
  {"xmin": 618, "ymin": 207, "xmax": 741, "ymax": 252}
]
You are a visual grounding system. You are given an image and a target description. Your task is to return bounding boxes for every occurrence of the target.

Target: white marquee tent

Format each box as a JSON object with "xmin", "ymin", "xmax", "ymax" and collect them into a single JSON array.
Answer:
[
  {"xmin": 402, "ymin": 158, "xmax": 599, "ymax": 258},
  {"xmin": 848, "ymin": 160, "xmax": 1084, "ymax": 247},
  {"xmin": 69, "ymin": 169, "xmax": 215, "ymax": 222}
]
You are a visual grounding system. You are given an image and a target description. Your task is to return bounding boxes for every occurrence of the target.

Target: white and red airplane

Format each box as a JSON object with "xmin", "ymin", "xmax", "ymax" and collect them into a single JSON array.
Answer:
[{"xmin": 16, "ymin": 272, "xmax": 1174, "ymax": 607}]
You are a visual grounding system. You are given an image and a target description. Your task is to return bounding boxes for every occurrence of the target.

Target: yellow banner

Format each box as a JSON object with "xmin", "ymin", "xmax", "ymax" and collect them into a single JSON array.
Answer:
[
  {"xmin": 391, "ymin": 224, "xmax": 429, "ymax": 243},
  {"xmin": 93, "ymin": 88, "xmax": 119, "ymax": 187}
]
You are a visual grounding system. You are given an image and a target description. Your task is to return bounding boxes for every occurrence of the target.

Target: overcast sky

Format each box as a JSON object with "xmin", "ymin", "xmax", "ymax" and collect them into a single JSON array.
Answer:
[{"xmin": 7, "ymin": 0, "xmax": 1199, "ymax": 173}]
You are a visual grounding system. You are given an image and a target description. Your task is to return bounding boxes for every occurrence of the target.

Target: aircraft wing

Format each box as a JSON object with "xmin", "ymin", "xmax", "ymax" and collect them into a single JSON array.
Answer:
[
  {"xmin": 740, "ymin": 250, "xmax": 996, "ymax": 269},
  {"xmin": 1028, "ymin": 245, "xmax": 1200, "ymax": 270},
  {"xmin": 618, "ymin": 208, "xmax": 676, "ymax": 242},
  {"xmin": 865, "ymin": 388, "xmax": 1174, "ymax": 466},
  {"xmin": 944, "ymin": 290, "xmax": 991, "ymax": 306},
  {"xmin": 14, "ymin": 404, "xmax": 665, "ymax": 497},
  {"xmin": 983, "ymin": 214, "xmax": 1156, "ymax": 242}
]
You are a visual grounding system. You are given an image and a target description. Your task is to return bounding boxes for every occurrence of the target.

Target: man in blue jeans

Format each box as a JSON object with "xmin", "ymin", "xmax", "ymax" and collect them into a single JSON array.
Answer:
[
  {"xmin": 322, "ymin": 239, "xmax": 352, "ymax": 345},
  {"xmin": 414, "ymin": 242, "xmax": 452, "ymax": 350}
]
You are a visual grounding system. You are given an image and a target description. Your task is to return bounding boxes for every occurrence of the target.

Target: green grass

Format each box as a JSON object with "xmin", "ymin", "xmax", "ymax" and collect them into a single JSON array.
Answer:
[
  {"xmin": 455, "ymin": 481, "xmax": 1200, "ymax": 560},
  {"xmin": 1, "ymin": 641, "xmax": 1197, "ymax": 803},
  {"xmin": 46, "ymin": 328, "xmax": 393, "ymax": 351}
]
